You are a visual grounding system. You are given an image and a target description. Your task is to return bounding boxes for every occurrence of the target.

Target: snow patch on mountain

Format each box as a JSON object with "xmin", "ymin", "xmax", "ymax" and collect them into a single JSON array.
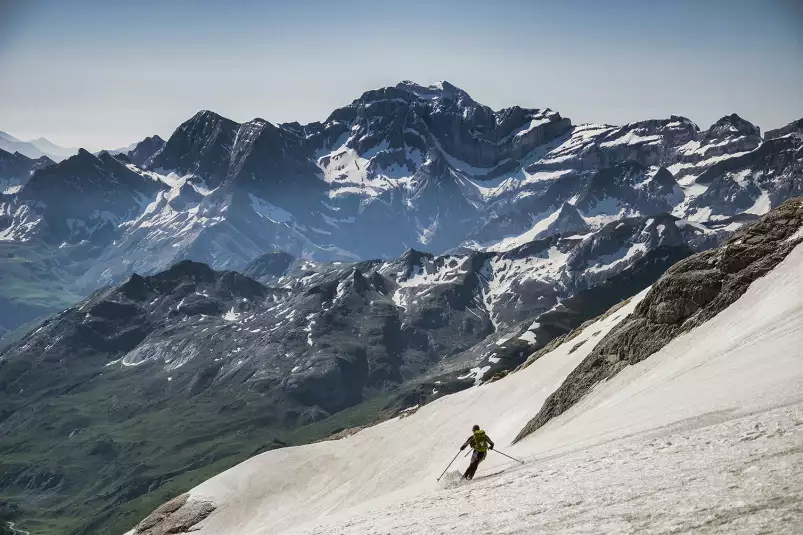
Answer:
[
  {"xmin": 249, "ymin": 194, "xmax": 293, "ymax": 224},
  {"xmin": 586, "ymin": 241, "xmax": 648, "ymax": 274},
  {"xmin": 486, "ymin": 208, "xmax": 562, "ymax": 252}
]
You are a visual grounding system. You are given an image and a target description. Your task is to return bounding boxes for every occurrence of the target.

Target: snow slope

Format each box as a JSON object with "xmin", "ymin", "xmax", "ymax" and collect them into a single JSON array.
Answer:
[{"xmin": 141, "ymin": 242, "xmax": 803, "ymax": 534}]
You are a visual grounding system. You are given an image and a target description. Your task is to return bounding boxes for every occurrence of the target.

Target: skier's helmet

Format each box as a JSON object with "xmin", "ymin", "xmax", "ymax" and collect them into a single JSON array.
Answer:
[{"xmin": 472, "ymin": 424, "xmax": 480, "ymax": 431}]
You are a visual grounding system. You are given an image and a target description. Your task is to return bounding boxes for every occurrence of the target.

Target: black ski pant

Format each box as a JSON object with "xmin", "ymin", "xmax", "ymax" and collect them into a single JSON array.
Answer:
[{"xmin": 463, "ymin": 450, "xmax": 487, "ymax": 479}]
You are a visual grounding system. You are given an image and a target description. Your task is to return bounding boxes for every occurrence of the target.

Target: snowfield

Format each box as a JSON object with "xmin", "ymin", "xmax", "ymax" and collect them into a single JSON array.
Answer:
[{"xmin": 139, "ymin": 243, "xmax": 803, "ymax": 534}]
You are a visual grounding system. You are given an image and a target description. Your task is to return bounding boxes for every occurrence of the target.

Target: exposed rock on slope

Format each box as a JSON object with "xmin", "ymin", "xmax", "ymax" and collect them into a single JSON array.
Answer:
[
  {"xmin": 515, "ymin": 196, "xmax": 803, "ymax": 442},
  {"xmin": 131, "ymin": 494, "xmax": 215, "ymax": 535}
]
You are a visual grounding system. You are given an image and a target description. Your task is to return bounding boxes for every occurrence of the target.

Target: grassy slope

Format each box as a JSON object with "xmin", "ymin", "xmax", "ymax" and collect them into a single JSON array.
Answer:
[
  {"xmin": 1, "ymin": 353, "xmax": 395, "ymax": 535},
  {"xmin": 0, "ymin": 242, "xmax": 82, "ymax": 340}
]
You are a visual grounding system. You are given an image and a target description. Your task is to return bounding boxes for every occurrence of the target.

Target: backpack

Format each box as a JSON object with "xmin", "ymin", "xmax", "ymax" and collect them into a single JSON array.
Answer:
[{"xmin": 473, "ymin": 429, "xmax": 489, "ymax": 452}]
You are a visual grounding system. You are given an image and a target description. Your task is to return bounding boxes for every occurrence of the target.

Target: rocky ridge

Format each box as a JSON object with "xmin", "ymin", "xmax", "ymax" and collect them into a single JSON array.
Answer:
[{"xmin": 2, "ymin": 83, "xmax": 800, "ymax": 300}]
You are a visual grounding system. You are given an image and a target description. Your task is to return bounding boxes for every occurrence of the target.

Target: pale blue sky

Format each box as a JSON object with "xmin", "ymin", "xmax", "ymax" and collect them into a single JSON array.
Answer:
[{"xmin": 1, "ymin": 0, "xmax": 802, "ymax": 150}]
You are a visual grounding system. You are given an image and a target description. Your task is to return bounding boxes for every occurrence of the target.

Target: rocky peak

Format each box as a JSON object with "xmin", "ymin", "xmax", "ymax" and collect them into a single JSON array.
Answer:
[
  {"xmin": 704, "ymin": 113, "xmax": 760, "ymax": 140},
  {"xmin": 148, "ymin": 109, "xmax": 320, "ymax": 199},
  {"xmin": 671, "ymin": 114, "xmax": 763, "ymax": 181},
  {"xmin": 31, "ymin": 154, "xmax": 55, "ymax": 170},
  {"xmin": 213, "ymin": 269, "xmax": 272, "ymax": 300},
  {"xmin": 148, "ymin": 110, "xmax": 240, "ymax": 185},
  {"xmin": 170, "ymin": 181, "xmax": 204, "ymax": 209},
  {"xmin": 73, "ymin": 147, "xmax": 99, "ymax": 163},
  {"xmin": 350, "ymin": 80, "xmax": 473, "ymax": 109},
  {"xmin": 117, "ymin": 272, "xmax": 151, "ymax": 300},
  {"xmin": 316, "ymin": 80, "xmax": 572, "ymax": 172},
  {"xmin": 97, "ymin": 150, "xmax": 121, "ymax": 165},
  {"xmin": 0, "ymin": 148, "xmax": 23, "ymax": 163},
  {"xmin": 129, "ymin": 134, "xmax": 167, "ymax": 166},
  {"xmin": 346, "ymin": 267, "xmax": 371, "ymax": 294},
  {"xmin": 189, "ymin": 109, "xmax": 231, "ymax": 125}
]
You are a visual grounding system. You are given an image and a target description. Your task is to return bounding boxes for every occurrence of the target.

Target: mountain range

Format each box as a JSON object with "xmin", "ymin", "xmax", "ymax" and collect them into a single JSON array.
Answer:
[
  {"xmin": 1, "ymin": 81, "xmax": 801, "ymax": 340},
  {"xmin": 0, "ymin": 81, "xmax": 801, "ymax": 534},
  {"xmin": 0, "ymin": 131, "xmax": 79, "ymax": 163}
]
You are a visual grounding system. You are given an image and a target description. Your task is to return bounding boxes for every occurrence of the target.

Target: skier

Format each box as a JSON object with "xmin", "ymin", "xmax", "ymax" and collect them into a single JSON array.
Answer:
[{"xmin": 460, "ymin": 424, "xmax": 494, "ymax": 480}]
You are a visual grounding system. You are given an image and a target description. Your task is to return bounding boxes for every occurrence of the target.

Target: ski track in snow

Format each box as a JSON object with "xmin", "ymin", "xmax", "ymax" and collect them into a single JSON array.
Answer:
[{"xmin": 162, "ymin": 244, "xmax": 803, "ymax": 535}]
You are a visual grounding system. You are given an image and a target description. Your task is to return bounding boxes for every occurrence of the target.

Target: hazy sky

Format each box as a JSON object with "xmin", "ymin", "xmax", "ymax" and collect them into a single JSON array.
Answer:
[{"xmin": 1, "ymin": 0, "xmax": 802, "ymax": 150}]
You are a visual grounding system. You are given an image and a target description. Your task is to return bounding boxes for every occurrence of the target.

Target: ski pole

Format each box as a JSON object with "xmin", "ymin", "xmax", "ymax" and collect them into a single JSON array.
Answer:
[
  {"xmin": 437, "ymin": 450, "xmax": 462, "ymax": 481},
  {"xmin": 492, "ymin": 448, "xmax": 524, "ymax": 464}
]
